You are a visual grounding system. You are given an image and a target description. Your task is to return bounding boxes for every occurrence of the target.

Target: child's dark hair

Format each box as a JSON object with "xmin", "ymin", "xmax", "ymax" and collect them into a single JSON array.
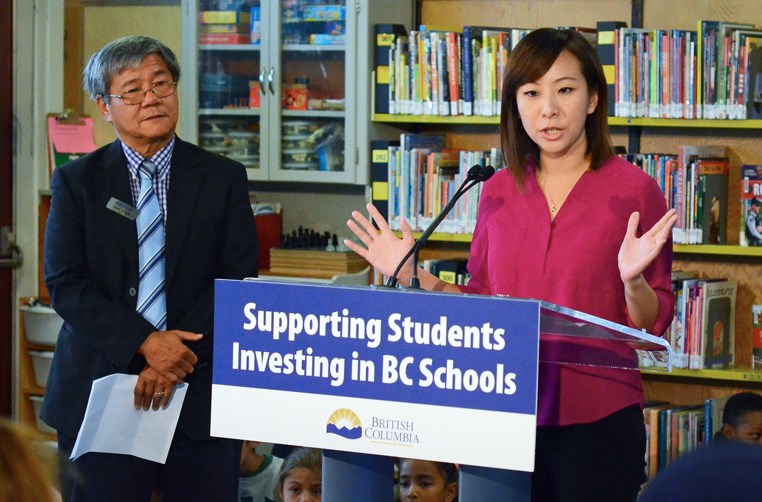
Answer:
[
  {"xmin": 399, "ymin": 458, "xmax": 459, "ymax": 484},
  {"xmin": 435, "ymin": 461, "xmax": 458, "ymax": 485},
  {"xmin": 723, "ymin": 392, "xmax": 762, "ymax": 428},
  {"xmin": 273, "ymin": 447, "xmax": 322, "ymax": 499}
]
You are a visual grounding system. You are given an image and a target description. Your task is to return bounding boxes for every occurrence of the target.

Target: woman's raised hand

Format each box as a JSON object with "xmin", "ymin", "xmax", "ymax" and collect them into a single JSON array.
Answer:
[
  {"xmin": 344, "ymin": 203, "xmax": 415, "ymax": 280},
  {"xmin": 618, "ymin": 208, "xmax": 677, "ymax": 282}
]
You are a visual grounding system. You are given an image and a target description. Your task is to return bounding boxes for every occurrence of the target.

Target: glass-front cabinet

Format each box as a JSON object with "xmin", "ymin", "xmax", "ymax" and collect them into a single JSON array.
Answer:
[{"xmin": 181, "ymin": 0, "xmax": 361, "ymax": 183}]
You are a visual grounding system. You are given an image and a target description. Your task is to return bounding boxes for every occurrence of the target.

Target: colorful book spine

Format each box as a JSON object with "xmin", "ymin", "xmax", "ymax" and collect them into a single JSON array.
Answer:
[
  {"xmin": 461, "ymin": 26, "xmax": 477, "ymax": 116},
  {"xmin": 370, "ymin": 139, "xmax": 399, "ymax": 228},
  {"xmin": 700, "ymin": 280, "xmax": 737, "ymax": 369},
  {"xmin": 740, "ymin": 164, "xmax": 762, "ymax": 246},
  {"xmin": 753, "ymin": 304, "xmax": 762, "ymax": 370},
  {"xmin": 374, "ymin": 24, "xmax": 408, "ymax": 115},
  {"xmin": 697, "ymin": 157, "xmax": 729, "ymax": 244},
  {"xmin": 446, "ymin": 31, "xmax": 461, "ymax": 115}
]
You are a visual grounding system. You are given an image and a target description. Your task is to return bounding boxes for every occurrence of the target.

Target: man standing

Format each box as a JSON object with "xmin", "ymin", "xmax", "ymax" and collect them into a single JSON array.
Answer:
[{"xmin": 42, "ymin": 36, "xmax": 258, "ymax": 501}]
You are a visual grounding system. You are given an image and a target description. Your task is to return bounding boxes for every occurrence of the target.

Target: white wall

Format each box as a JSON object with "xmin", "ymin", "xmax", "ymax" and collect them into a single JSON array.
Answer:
[{"xmin": 13, "ymin": 0, "xmax": 65, "ymax": 414}]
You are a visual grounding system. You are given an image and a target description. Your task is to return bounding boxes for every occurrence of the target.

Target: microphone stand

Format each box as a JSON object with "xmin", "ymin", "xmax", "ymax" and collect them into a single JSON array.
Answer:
[{"xmin": 385, "ymin": 165, "xmax": 492, "ymax": 288}]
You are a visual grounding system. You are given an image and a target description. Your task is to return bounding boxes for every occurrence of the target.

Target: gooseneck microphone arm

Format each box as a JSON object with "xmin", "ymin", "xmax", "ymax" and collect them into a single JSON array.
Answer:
[{"xmin": 384, "ymin": 164, "xmax": 495, "ymax": 288}]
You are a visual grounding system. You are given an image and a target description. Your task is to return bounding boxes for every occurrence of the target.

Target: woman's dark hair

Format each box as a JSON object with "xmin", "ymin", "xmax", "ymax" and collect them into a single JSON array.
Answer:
[
  {"xmin": 273, "ymin": 447, "xmax": 322, "ymax": 499},
  {"xmin": 500, "ymin": 28, "xmax": 613, "ymax": 188}
]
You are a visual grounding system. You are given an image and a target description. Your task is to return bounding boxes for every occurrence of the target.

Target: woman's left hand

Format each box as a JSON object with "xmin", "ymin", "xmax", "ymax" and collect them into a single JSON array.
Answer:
[{"xmin": 618, "ymin": 209, "xmax": 677, "ymax": 283}]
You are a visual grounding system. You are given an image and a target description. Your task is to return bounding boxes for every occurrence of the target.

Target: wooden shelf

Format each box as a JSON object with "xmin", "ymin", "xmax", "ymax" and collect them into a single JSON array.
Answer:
[
  {"xmin": 21, "ymin": 384, "xmax": 46, "ymax": 395},
  {"xmin": 641, "ymin": 367, "xmax": 762, "ymax": 383},
  {"xmin": 372, "ymin": 113, "xmax": 499, "ymax": 125},
  {"xmin": 401, "ymin": 231, "xmax": 474, "ymax": 242},
  {"xmin": 373, "ymin": 114, "xmax": 762, "ymax": 129},
  {"xmin": 608, "ymin": 117, "xmax": 762, "ymax": 128},
  {"xmin": 673, "ymin": 245, "xmax": 762, "ymax": 257},
  {"xmin": 17, "ymin": 297, "xmax": 56, "ymax": 439}
]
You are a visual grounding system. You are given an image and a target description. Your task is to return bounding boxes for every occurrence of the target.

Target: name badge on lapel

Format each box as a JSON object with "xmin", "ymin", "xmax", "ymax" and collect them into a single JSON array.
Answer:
[{"xmin": 106, "ymin": 197, "xmax": 138, "ymax": 220}]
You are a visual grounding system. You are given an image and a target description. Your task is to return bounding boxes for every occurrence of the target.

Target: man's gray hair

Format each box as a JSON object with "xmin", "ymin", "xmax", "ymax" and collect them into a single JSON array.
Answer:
[{"xmin": 83, "ymin": 35, "xmax": 181, "ymax": 102}]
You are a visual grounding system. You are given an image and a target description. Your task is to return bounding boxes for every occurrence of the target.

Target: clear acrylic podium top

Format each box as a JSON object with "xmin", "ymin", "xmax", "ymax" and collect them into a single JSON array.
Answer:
[{"xmin": 536, "ymin": 299, "xmax": 673, "ymax": 372}]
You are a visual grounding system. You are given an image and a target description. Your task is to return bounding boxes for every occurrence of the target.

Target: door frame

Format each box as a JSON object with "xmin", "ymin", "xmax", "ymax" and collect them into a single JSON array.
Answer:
[
  {"xmin": 0, "ymin": 0, "xmax": 13, "ymax": 416},
  {"xmin": 11, "ymin": 0, "xmax": 64, "ymax": 417}
]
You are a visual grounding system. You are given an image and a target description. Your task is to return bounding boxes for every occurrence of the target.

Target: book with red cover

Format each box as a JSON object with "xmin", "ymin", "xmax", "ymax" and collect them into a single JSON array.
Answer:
[{"xmin": 740, "ymin": 164, "xmax": 762, "ymax": 246}]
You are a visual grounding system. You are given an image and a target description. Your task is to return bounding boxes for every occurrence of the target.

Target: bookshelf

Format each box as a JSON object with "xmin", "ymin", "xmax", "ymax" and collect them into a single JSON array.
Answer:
[
  {"xmin": 11, "ymin": 194, "xmax": 56, "ymax": 435},
  {"xmin": 373, "ymin": 0, "xmax": 762, "ymax": 406}
]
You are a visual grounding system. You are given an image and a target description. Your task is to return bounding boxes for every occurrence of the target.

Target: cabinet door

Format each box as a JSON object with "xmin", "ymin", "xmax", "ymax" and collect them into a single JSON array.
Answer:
[
  {"xmin": 181, "ymin": 0, "xmax": 358, "ymax": 183},
  {"xmin": 181, "ymin": 0, "xmax": 273, "ymax": 181},
  {"xmin": 270, "ymin": 0, "xmax": 356, "ymax": 183}
]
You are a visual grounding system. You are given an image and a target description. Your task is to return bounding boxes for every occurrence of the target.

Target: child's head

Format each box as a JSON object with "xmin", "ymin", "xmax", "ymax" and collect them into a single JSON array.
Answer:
[
  {"xmin": 398, "ymin": 458, "xmax": 458, "ymax": 502},
  {"xmin": 721, "ymin": 392, "xmax": 762, "ymax": 444},
  {"xmin": 0, "ymin": 418, "xmax": 57, "ymax": 502},
  {"xmin": 274, "ymin": 447, "xmax": 322, "ymax": 502}
]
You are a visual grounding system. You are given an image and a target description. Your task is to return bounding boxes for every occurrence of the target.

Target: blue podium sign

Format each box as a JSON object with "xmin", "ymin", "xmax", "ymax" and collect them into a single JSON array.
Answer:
[{"xmin": 211, "ymin": 279, "xmax": 540, "ymax": 471}]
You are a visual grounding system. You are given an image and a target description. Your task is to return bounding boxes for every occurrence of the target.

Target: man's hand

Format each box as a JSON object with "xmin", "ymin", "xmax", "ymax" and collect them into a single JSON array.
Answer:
[
  {"xmin": 134, "ymin": 365, "xmax": 176, "ymax": 411},
  {"xmin": 138, "ymin": 330, "xmax": 202, "ymax": 384}
]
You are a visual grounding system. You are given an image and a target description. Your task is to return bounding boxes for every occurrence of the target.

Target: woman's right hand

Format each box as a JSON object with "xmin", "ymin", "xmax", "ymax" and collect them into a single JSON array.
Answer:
[{"xmin": 344, "ymin": 203, "xmax": 415, "ymax": 282}]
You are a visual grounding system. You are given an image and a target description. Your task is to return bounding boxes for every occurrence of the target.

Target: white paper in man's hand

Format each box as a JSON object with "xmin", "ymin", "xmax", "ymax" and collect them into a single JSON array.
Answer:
[{"xmin": 70, "ymin": 373, "xmax": 187, "ymax": 464}]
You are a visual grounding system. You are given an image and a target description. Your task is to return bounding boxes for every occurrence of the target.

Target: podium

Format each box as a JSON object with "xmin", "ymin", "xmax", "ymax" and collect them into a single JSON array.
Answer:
[{"xmin": 211, "ymin": 279, "xmax": 672, "ymax": 501}]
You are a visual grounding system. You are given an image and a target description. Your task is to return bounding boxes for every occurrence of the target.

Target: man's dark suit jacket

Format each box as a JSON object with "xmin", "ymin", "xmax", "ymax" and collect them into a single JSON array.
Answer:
[{"xmin": 41, "ymin": 137, "xmax": 259, "ymax": 440}]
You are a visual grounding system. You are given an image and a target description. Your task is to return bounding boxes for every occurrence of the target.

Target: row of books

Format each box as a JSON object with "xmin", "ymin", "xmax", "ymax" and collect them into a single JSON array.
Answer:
[
  {"xmin": 623, "ymin": 145, "xmax": 730, "ymax": 245},
  {"xmin": 610, "ymin": 20, "xmax": 762, "ymax": 119},
  {"xmin": 643, "ymin": 395, "xmax": 731, "ymax": 479},
  {"xmin": 626, "ymin": 147, "xmax": 762, "ymax": 249},
  {"xmin": 613, "ymin": 28, "xmax": 698, "ymax": 119},
  {"xmin": 374, "ymin": 21, "xmax": 762, "ymax": 120},
  {"xmin": 373, "ymin": 133, "xmax": 503, "ymax": 235},
  {"xmin": 372, "ymin": 135, "xmax": 762, "ymax": 248},
  {"xmin": 669, "ymin": 272, "xmax": 737, "ymax": 370},
  {"xmin": 376, "ymin": 24, "xmax": 576, "ymax": 116}
]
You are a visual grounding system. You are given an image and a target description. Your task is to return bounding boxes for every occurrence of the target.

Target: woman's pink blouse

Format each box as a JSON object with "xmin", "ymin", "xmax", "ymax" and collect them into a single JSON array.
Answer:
[{"xmin": 460, "ymin": 155, "xmax": 675, "ymax": 426}]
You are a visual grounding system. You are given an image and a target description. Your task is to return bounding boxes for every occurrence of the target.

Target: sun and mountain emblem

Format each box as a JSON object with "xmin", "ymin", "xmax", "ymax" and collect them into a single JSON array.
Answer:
[{"xmin": 326, "ymin": 408, "xmax": 362, "ymax": 439}]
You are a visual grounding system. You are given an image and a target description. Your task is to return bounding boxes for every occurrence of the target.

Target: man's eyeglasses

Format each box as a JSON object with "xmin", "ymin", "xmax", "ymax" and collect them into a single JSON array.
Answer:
[{"xmin": 106, "ymin": 81, "xmax": 177, "ymax": 105}]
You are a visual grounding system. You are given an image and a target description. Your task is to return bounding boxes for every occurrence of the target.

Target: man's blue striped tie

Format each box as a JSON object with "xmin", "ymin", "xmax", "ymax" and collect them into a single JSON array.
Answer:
[{"xmin": 136, "ymin": 160, "xmax": 167, "ymax": 331}]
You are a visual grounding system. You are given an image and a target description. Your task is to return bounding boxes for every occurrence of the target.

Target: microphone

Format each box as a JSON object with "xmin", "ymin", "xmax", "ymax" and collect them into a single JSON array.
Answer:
[{"xmin": 385, "ymin": 164, "xmax": 496, "ymax": 288}]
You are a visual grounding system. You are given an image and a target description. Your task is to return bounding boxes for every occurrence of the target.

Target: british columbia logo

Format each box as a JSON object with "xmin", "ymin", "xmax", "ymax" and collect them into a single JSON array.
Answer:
[{"xmin": 326, "ymin": 408, "xmax": 362, "ymax": 439}]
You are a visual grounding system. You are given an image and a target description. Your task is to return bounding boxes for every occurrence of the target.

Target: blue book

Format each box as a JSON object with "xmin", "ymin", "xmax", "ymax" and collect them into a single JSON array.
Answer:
[
  {"xmin": 461, "ymin": 26, "xmax": 507, "ymax": 116},
  {"xmin": 704, "ymin": 395, "xmax": 732, "ymax": 444}
]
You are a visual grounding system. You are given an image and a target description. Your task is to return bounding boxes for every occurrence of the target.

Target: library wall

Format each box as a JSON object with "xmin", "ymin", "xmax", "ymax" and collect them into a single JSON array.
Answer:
[
  {"xmin": 421, "ymin": 0, "xmax": 762, "ymax": 31},
  {"xmin": 253, "ymin": 189, "xmax": 366, "ymax": 239},
  {"xmin": 64, "ymin": 0, "xmax": 84, "ymax": 113},
  {"xmin": 420, "ymin": 0, "xmax": 632, "ymax": 30}
]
